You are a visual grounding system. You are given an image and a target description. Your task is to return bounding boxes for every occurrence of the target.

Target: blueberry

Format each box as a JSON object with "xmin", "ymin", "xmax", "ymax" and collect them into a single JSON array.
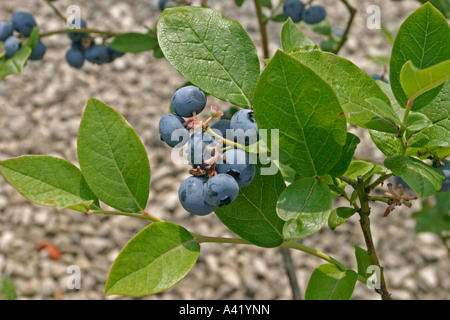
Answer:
[
  {"xmin": 65, "ymin": 47, "xmax": 85, "ymax": 69},
  {"xmin": 4, "ymin": 36, "xmax": 21, "ymax": 58},
  {"xmin": 159, "ymin": 113, "xmax": 189, "ymax": 148},
  {"xmin": 11, "ymin": 12, "xmax": 37, "ymax": 37},
  {"xmin": 203, "ymin": 174, "xmax": 240, "ymax": 207},
  {"xmin": 179, "ymin": 176, "xmax": 217, "ymax": 215},
  {"xmin": 216, "ymin": 149, "xmax": 257, "ymax": 188},
  {"xmin": 85, "ymin": 45, "xmax": 109, "ymax": 65},
  {"xmin": 302, "ymin": 6, "xmax": 327, "ymax": 24},
  {"xmin": 434, "ymin": 159, "xmax": 450, "ymax": 192},
  {"xmin": 210, "ymin": 119, "xmax": 231, "ymax": 139},
  {"xmin": 333, "ymin": 28, "xmax": 345, "ymax": 38},
  {"xmin": 283, "ymin": 0, "xmax": 304, "ymax": 23},
  {"xmin": 0, "ymin": 22, "xmax": 13, "ymax": 41},
  {"xmin": 106, "ymin": 46, "xmax": 124, "ymax": 62},
  {"xmin": 159, "ymin": 0, "xmax": 176, "ymax": 11},
  {"xmin": 187, "ymin": 131, "xmax": 216, "ymax": 170},
  {"xmin": 171, "ymin": 85, "xmax": 207, "ymax": 118},
  {"xmin": 230, "ymin": 109, "xmax": 259, "ymax": 145},
  {"xmin": 29, "ymin": 41, "xmax": 46, "ymax": 61},
  {"xmin": 68, "ymin": 18, "xmax": 88, "ymax": 43}
]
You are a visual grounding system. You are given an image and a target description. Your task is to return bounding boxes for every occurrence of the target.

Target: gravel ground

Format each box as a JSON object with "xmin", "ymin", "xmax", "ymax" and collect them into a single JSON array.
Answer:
[{"xmin": 0, "ymin": 0, "xmax": 449, "ymax": 300}]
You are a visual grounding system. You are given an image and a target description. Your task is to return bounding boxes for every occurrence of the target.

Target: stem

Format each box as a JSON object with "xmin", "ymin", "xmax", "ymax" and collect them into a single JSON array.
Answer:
[
  {"xmin": 254, "ymin": 0, "xmax": 270, "ymax": 59},
  {"xmin": 338, "ymin": 175, "xmax": 356, "ymax": 187},
  {"xmin": 88, "ymin": 209, "xmax": 163, "ymax": 223},
  {"xmin": 280, "ymin": 247, "xmax": 302, "ymax": 300},
  {"xmin": 355, "ymin": 176, "xmax": 391, "ymax": 300},
  {"xmin": 333, "ymin": 0, "xmax": 357, "ymax": 55},
  {"xmin": 44, "ymin": 0, "xmax": 67, "ymax": 23},
  {"xmin": 367, "ymin": 173, "xmax": 394, "ymax": 191},
  {"xmin": 281, "ymin": 240, "xmax": 367, "ymax": 284},
  {"xmin": 205, "ymin": 127, "xmax": 247, "ymax": 151},
  {"xmin": 40, "ymin": 28, "xmax": 120, "ymax": 38}
]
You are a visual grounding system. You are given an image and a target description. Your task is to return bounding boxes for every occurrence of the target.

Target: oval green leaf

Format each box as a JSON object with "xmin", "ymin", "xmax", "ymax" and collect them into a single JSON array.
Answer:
[
  {"xmin": 253, "ymin": 50, "xmax": 347, "ymax": 177},
  {"xmin": 214, "ymin": 164, "xmax": 286, "ymax": 248},
  {"xmin": 77, "ymin": 98, "xmax": 150, "ymax": 213},
  {"xmin": 110, "ymin": 32, "xmax": 158, "ymax": 53},
  {"xmin": 277, "ymin": 177, "xmax": 332, "ymax": 239},
  {"xmin": 157, "ymin": 7, "xmax": 260, "ymax": 108},
  {"xmin": 105, "ymin": 222, "xmax": 200, "ymax": 296},
  {"xmin": 0, "ymin": 155, "xmax": 99, "ymax": 212}
]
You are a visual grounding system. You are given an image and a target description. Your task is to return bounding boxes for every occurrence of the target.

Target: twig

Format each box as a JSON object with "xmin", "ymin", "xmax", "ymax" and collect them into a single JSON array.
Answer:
[
  {"xmin": 40, "ymin": 28, "xmax": 120, "ymax": 38},
  {"xmin": 332, "ymin": 0, "xmax": 356, "ymax": 55},
  {"xmin": 280, "ymin": 247, "xmax": 302, "ymax": 300},
  {"xmin": 254, "ymin": 0, "xmax": 270, "ymax": 59},
  {"xmin": 355, "ymin": 176, "xmax": 391, "ymax": 300},
  {"xmin": 44, "ymin": 0, "xmax": 67, "ymax": 23}
]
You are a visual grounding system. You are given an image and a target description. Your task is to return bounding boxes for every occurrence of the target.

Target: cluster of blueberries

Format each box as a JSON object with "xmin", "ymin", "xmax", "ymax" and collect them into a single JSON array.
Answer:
[
  {"xmin": 0, "ymin": 12, "xmax": 46, "ymax": 61},
  {"xmin": 283, "ymin": 0, "xmax": 327, "ymax": 24},
  {"xmin": 65, "ymin": 18, "xmax": 124, "ymax": 69},
  {"xmin": 159, "ymin": 85, "xmax": 259, "ymax": 216}
]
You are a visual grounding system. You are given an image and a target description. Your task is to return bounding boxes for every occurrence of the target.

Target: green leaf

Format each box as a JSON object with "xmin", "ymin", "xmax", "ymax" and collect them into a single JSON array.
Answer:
[
  {"xmin": 157, "ymin": 7, "xmax": 260, "ymax": 108},
  {"xmin": 281, "ymin": 18, "xmax": 316, "ymax": 52},
  {"xmin": 253, "ymin": 50, "xmax": 347, "ymax": 177},
  {"xmin": 400, "ymin": 60, "xmax": 450, "ymax": 107},
  {"xmin": 417, "ymin": 0, "xmax": 450, "ymax": 18},
  {"xmin": 277, "ymin": 177, "xmax": 332, "ymax": 239},
  {"xmin": 413, "ymin": 191, "xmax": 450, "ymax": 233},
  {"xmin": 299, "ymin": 19, "xmax": 331, "ymax": 36},
  {"xmin": 390, "ymin": 3, "xmax": 450, "ymax": 110},
  {"xmin": 305, "ymin": 264, "xmax": 358, "ymax": 300},
  {"xmin": 405, "ymin": 112, "xmax": 432, "ymax": 132},
  {"xmin": 105, "ymin": 222, "xmax": 200, "ymax": 296},
  {"xmin": 77, "ymin": 98, "xmax": 150, "ymax": 213},
  {"xmin": 214, "ymin": 164, "xmax": 286, "ymax": 248},
  {"xmin": 110, "ymin": 33, "xmax": 158, "ymax": 53},
  {"xmin": 384, "ymin": 155, "xmax": 445, "ymax": 198},
  {"xmin": 0, "ymin": 155, "xmax": 99, "ymax": 212},
  {"xmin": 0, "ymin": 27, "xmax": 39, "ymax": 81},
  {"xmin": 260, "ymin": 0, "xmax": 272, "ymax": 9},
  {"xmin": 234, "ymin": 0, "xmax": 245, "ymax": 6},
  {"xmin": 328, "ymin": 207, "xmax": 356, "ymax": 230},
  {"xmin": 408, "ymin": 81, "xmax": 450, "ymax": 149},
  {"xmin": 327, "ymin": 133, "xmax": 361, "ymax": 177},
  {"xmin": 343, "ymin": 160, "xmax": 382, "ymax": 181},
  {"xmin": 289, "ymin": 50, "xmax": 399, "ymax": 133},
  {"xmin": 354, "ymin": 245, "xmax": 372, "ymax": 279}
]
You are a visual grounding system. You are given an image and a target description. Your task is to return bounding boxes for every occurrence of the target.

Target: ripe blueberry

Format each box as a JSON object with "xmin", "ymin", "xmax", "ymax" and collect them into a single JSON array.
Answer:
[
  {"xmin": 65, "ymin": 47, "xmax": 85, "ymax": 69},
  {"xmin": 29, "ymin": 41, "xmax": 46, "ymax": 61},
  {"xmin": 283, "ymin": 0, "xmax": 304, "ymax": 23},
  {"xmin": 159, "ymin": 113, "xmax": 189, "ymax": 148},
  {"xmin": 11, "ymin": 12, "xmax": 37, "ymax": 37},
  {"xmin": 230, "ymin": 109, "xmax": 259, "ymax": 145},
  {"xmin": 187, "ymin": 131, "xmax": 217, "ymax": 170},
  {"xmin": 178, "ymin": 176, "xmax": 217, "ymax": 215},
  {"xmin": 0, "ymin": 22, "xmax": 13, "ymax": 42},
  {"xmin": 203, "ymin": 173, "xmax": 240, "ymax": 207},
  {"xmin": 216, "ymin": 149, "xmax": 257, "ymax": 188},
  {"xmin": 85, "ymin": 45, "xmax": 109, "ymax": 65},
  {"xmin": 4, "ymin": 36, "xmax": 21, "ymax": 58},
  {"xmin": 68, "ymin": 18, "xmax": 88, "ymax": 43},
  {"xmin": 302, "ymin": 6, "xmax": 327, "ymax": 24},
  {"xmin": 171, "ymin": 85, "xmax": 207, "ymax": 118}
]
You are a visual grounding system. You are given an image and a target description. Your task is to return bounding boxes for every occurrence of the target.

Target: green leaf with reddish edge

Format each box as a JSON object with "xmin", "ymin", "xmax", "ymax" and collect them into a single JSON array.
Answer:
[
  {"xmin": 77, "ymin": 98, "xmax": 150, "ymax": 213},
  {"xmin": 0, "ymin": 155, "xmax": 99, "ymax": 212},
  {"xmin": 105, "ymin": 222, "xmax": 200, "ymax": 296}
]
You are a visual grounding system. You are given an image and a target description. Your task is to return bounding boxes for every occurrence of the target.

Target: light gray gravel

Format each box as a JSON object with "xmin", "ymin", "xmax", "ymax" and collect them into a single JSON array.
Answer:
[{"xmin": 0, "ymin": 0, "xmax": 449, "ymax": 300}]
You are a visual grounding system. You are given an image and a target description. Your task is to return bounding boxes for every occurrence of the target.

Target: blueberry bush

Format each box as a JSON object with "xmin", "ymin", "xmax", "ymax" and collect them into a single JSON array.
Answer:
[{"xmin": 0, "ymin": 0, "xmax": 449, "ymax": 300}]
